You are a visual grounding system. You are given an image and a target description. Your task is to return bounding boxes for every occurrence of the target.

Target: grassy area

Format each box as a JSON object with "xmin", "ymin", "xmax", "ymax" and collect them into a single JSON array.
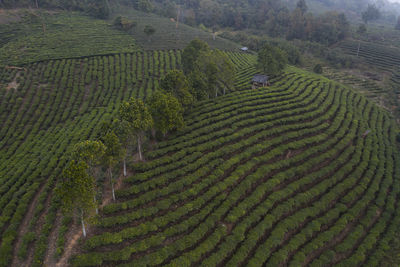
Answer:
[
  {"xmin": 0, "ymin": 10, "xmax": 139, "ymax": 66},
  {"xmin": 109, "ymin": 6, "xmax": 241, "ymax": 51}
]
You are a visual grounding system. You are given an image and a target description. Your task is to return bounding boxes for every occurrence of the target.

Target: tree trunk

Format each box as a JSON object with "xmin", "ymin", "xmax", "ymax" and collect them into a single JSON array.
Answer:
[
  {"xmin": 137, "ymin": 135, "xmax": 143, "ymax": 161},
  {"xmin": 109, "ymin": 167, "xmax": 115, "ymax": 201},
  {"xmin": 215, "ymin": 88, "xmax": 218, "ymax": 98},
  {"xmin": 151, "ymin": 128, "xmax": 156, "ymax": 139},
  {"xmin": 123, "ymin": 157, "xmax": 127, "ymax": 177},
  {"xmin": 105, "ymin": 0, "xmax": 111, "ymax": 10},
  {"xmin": 94, "ymin": 195, "xmax": 98, "ymax": 215},
  {"xmin": 223, "ymin": 87, "xmax": 226, "ymax": 95},
  {"xmin": 81, "ymin": 211, "xmax": 86, "ymax": 238},
  {"xmin": 35, "ymin": 0, "xmax": 39, "ymax": 9}
]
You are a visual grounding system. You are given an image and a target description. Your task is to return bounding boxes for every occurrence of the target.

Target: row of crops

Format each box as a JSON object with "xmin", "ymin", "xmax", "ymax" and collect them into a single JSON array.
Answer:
[
  {"xmin": 321, "ymin": 67, "xmax": 388, "ymax": 104},
  {"xmin": 71, "ymin": 71, "xmax": 400, "ymax": 266},
  {"xmin": 0, "ymin": 50, "xmax": 257, "ymax": 267},
  {"xmin": 338, "ymin": 40, "xmax": 400, "ymax": 120},
  {"xmin": 0, "ymin": 12, "xmax": 140, "ymax": 66}
]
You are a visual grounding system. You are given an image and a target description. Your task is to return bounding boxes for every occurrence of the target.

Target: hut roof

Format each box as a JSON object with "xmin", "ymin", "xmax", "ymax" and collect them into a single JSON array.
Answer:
[{"xmin": 252, "ymin": 74, "xmax": 269, "ymax": 84}]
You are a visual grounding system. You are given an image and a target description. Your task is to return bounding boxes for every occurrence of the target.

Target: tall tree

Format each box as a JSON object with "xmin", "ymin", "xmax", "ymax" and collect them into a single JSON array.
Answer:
[
  {"xmin": 193, "ymin": 53, "xmax": 218, "ymax": 98},
  {"xmin": 102, "ymin": 131, "xmax": 123, "ymax": 201},
  {"xmin": 100, "ymin": 119, "xmax": 131, "ymax": 177},
  {"xmin": 362, "ymin": 4, "xmax": 381, "ymax": 24},
  {"xmin": 144, "ymin": 25, "xmax": 156, "ymax": 42},
  {"xmin": 112, "ymin": 119, "xmax": 131, "ymax": 177},
  {"xmin": 147, "ymin": 91, "xmax": 184, "ymax": 137},
  {"xmin": 182, "ymin": 39, "xmax": 210, "ymax": 74},
  {"xmin": 72, "ymin": 140, "xmax": 105, "ymax": 214},
  {"xmin": 287, "ymin": 7, "xmax": 307, "ymax": 40},
  {"xmin": 210, "ymin": 49, "xmax": 235, "ymax": 96},
  {"xmin": 119, "ymin": 97, "xmax": 153, "ymax": 161},
  {"xmin": 56, "ymin": 160, "xmax": 96, "ymax": 238},
  {"xmin": 161, "ymin": 69, "xmax": 194, "ymax": 109},
  {"xmin": 296, "ymin": 0, "xmax": 308, "ymax": 14}
]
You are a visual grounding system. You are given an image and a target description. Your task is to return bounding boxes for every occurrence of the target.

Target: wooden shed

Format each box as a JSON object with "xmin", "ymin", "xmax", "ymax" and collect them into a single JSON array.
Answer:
[{"xmin": 251, "ymin": 74, "xmax": 270, "ymax": 89}]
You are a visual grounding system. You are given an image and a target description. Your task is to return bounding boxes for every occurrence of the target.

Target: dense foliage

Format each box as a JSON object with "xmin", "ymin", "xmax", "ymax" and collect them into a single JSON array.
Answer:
[
  {"xmin": 149, "ymin": 0, "xmax": 349, "ymax": 45},
  {"xmin": 257, "ymin": 44, "xmax": 288, "ymax": 75}
]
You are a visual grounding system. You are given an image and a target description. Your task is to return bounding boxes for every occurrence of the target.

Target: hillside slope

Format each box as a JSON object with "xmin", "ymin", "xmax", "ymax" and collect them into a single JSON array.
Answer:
[
  {"xmin": 0, "ymin": 50, "xmax": 256, "ymax": 267},
  {"xmin": 72, "ymin": 69, "xmax": 400, "ymax": 267},
  {"xmin": 0, "ymin": 11, "xmax": 139, "ymax": 66},
  {"xmin": 108, "ymin": 6, "xmax": 241, "ymax": 51}
]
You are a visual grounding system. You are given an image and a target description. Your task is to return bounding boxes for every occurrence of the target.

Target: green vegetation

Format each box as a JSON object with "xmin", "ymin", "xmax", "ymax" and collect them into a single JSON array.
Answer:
[
  {"xmin": 257, "ymin": 44, "xmax": 288, "ymax": 75},
  {"xmin": 338, "ymin": 40, "xmax": 400, "ymax": 119},
  {"xmin": 313, "ymin": 64, "xmax": 323, "ymax": 74},
  {"xmin": 56, "ymin": 160, "xmax": 96, "ymax": 238},
  {"xmin": 148, "ymin": 91, "xmax": 184, "ymax": 137},
  {"xmin": 118, "ymin": 97, "xmax": 153, "ymax": 161},
  {"xmin": 108, "ymin": 7, "xmax": 240, "ymax": 50},
  {"xmin": 0, "ymin": 0, "xmax": 110, "ymax": 19},
  {"xmin": 362, "ymin": 4, "xmax": 381, "ymax": 24}
]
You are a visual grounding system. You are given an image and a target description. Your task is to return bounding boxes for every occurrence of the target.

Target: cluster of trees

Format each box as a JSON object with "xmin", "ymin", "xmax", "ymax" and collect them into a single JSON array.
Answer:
[
  {"xmin": 56, "ymin": 39, "xmax": 236, "ymax": 235},
  {"xmin": 182, "ymin": 39, "xmax": 235, "ymax": 99},
  {"xmin": 396, "ymin": 16, "xmax": 400, "ymax": 31},
  {"xmin": 362, "ymin": 4, "xmax": 381, "ymax": 24},
  {"xmin": 57, "ymin": 94, "xmax": 184, "ymax": 237},
  {"xmin": 149, "ymin": 0, "xmax": 349, "ymax": 46},
  {"xmin": 113, "ymin": 16, "xmax": 156, "ymax": 42},
  {"xmin": 257, "ymin": 44, "xmax": 288, "ymax": 75}
]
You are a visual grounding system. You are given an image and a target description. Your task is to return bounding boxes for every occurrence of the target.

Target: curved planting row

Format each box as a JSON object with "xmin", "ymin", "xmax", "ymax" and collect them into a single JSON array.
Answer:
[{"xmin": 72, "ymin": 70, "xmax": 400, "ymax": 267}]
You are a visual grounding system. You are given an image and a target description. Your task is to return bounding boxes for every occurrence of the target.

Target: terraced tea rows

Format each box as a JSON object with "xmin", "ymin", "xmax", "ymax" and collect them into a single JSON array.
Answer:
[
  {"xmin": 111, "ymin": 7, "xmax": 240, "ymax": 51},
  {"xmin": 0, "ymin": 12, "xmax": 139, "ymax": 66},
  {"xmin": 72, "ymin": 71, "xmax": 400, "ymax": 266},
  {"xmin": 338, "ymin": 40, "xmax": 400, "ymax": 120},
  {"xmin": 0, "ymin": 50, "xmax": 256, "ymax": 267}
]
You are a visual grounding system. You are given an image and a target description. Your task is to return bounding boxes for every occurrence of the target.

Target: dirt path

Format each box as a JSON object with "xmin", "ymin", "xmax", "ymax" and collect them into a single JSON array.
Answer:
[
  {"xmin": 11, "ymin": 182, "xmax": 46, "ymax": 267},
  {"xmin": 6, "ymin": 71, "xmax": 21, "ymax": 90},
  {"xmin": 55, "ymin": 224, "xmax": 81, "ymax": 267},
  {"xmin": 43, "ymin": 211, "xmax": 62, "ymax": 267}
]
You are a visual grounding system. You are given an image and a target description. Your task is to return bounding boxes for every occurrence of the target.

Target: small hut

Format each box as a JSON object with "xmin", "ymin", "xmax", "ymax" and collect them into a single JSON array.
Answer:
[
  {"xmin": 240, "ymin": 47, "xmax": 249, "ymax": 52},
  {"xmin": 251, "ymin": 74, "xmax": 270, "ymax": 89}
]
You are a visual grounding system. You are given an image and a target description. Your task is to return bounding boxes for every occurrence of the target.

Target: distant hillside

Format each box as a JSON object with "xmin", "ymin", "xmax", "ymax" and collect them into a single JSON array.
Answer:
[
  {"xmin": 108, "ymin": 5, "xmax": 241, "ymax": 51},
  {"xmin": 0, "ymin": 10, "xmax": 138, "ymax": 66},
  {"xmin": 284, "ymin": 0, "xmax": 400, "ymax": 19}
]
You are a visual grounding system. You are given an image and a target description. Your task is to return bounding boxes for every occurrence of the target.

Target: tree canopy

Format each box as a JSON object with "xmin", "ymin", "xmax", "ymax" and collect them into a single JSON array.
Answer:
[
  {"xmin": 144, "ymin": 25, "xmax": 156, "ymax": 42},
  {"xmin": 119, "ymin": 97, "xmax": 153, "ymax": 161},
  {"xmin": 193, "ymin": 49, "xmax": 235, "ymax": 97},
  {"xmin": 182, "ymin": 39, "xmax": 210, "ymax": 74},
  {"xmin": 161, "ymin": 70, "xmax": 194, "ymax": 109},
  {"xmin": 56, "ymin": 160, "xmax": 96, "ymax": 237},
  {"xmin": 362, "ymin": 4, "xmax": 381, "ymax": 24},
  {"xmin": 102, "ymin": 131, "xmax": 123, "ymax": 201},
  {"xmin": 257, "ymin": 44, "xmax": 288, "ymax": 75},
  {"xmin": 147, "ymin": 91, "xmax": 184, "ymax": 137}
]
